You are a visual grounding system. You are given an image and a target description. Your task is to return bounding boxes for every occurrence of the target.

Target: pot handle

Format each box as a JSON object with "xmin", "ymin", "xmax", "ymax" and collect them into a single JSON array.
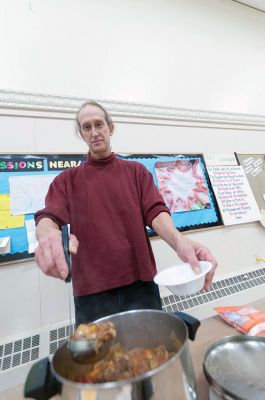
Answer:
[
  {"xmin": 24, "ymin": 357, "xmax": 62, "ymax": 400},
  {"xmin": 174, "ymin": 311, "xmax": 200, "ymax": 341}
]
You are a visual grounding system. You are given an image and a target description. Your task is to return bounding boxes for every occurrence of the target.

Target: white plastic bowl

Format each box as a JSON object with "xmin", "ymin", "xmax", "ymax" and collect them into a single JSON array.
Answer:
[{"xmin": 154, "ymin": 261, "xmax": 212, "ymax": 296}]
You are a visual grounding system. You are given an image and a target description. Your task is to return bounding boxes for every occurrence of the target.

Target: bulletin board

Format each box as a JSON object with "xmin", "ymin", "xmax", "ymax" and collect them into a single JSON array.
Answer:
[
  {"xmin": 0, "ymin": 152, "xmax": 222, "ymax": 265},
  {"xmin": 0, "ymin": 154, "xmax": 86, "ymax": 264},
  {"xmin": 121, "ymin": 153, "xmax": 222, "ymax": 237},
  {"xmin": 237, "ymin": 154, "xmax": 265, "ymax": 211}
]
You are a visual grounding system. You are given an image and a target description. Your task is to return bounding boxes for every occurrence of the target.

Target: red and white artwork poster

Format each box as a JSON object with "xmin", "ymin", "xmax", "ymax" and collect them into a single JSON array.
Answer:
[
  {"xmin": 207, "ymin": 165, "xmax": 261, "ymax": 225},
  {"xmin": 154, "ymin": 159, "xmax": 211, "ymax": 213}
]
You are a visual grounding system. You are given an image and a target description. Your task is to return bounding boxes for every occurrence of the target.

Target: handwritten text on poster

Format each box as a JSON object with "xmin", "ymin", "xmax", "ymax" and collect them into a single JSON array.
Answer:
[{"xmin": 207, "ymin": 165, "xmax": 260, "ymax": 225}]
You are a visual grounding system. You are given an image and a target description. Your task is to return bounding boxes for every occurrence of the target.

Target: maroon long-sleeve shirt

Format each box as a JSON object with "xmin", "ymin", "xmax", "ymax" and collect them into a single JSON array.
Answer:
[{"xmin": 35, "ymin": 153, "xmax": 170, "ymax": 296}]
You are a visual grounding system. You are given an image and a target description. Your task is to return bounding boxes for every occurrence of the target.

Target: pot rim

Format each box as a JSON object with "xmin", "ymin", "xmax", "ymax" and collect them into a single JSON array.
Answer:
[{"xmin": 51, "ymin": 309, "xmax": 189, "ymax": 389}]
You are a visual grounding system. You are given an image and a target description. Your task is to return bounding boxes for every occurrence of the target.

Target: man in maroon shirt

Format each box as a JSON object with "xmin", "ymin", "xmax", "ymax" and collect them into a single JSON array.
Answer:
[{"xmin": 34, "ymin": 101, "xmax": 217, "ymax": 324}]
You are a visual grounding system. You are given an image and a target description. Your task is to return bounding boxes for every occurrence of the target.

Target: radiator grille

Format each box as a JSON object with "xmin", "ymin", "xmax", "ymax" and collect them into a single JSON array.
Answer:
[
  {"xmin": 0, "ymin": 335, "xmax": 39, "ymax": 372},
  {"xmin": 161, "ymin": 267, "xmax": 265, "ymax": 313},
  {"xmin": 49, "ymin": 323, "xmax": 74, "ymax": 355}
]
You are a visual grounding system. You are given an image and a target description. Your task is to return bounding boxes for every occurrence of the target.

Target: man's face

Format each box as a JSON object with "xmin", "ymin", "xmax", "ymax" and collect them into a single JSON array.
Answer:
[{"xmin": 78, "ymin": 105, "xmax": 113, "ymax": 159}]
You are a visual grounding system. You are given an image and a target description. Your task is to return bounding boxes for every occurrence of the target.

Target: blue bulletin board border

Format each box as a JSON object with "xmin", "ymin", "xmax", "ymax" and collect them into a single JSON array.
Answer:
[{"xmin": 0, "ymin": 153, "xmax": 222, "ymax": 265}]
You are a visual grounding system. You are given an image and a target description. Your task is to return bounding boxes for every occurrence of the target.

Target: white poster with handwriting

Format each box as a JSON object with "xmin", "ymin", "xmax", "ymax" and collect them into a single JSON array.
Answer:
[
  {"xmin": 9, "ymin": 174, "xmax": 58, "ymax": 215},
  {"xmin": 207, "ymin": 165, "xmax": 261, "ymax": 225}
]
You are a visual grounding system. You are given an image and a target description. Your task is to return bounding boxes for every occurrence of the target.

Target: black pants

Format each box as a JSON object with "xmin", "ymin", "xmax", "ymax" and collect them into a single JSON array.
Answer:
[{"xmin": 74, "ymin": 281, "xmax": 162, "ymax": 325}]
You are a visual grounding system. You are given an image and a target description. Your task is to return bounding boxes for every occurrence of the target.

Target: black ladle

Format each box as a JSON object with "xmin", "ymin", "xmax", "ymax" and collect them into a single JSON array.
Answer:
[{"xmin": 61, "ymin": 224, "xmax": 114, "ymax": 364}]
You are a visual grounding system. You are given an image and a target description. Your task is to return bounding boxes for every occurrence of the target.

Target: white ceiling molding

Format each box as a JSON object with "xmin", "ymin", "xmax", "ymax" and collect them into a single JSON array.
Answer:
[
  {"xmin": 232, "ymin": 0, "xmax": 265, "ymax": 12},
  {"xmin": 0, "ymin": 89, "xmax": 265, "ymax": 128}
]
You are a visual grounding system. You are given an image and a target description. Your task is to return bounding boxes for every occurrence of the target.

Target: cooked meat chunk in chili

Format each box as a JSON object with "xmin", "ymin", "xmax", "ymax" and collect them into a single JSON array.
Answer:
[
  {"xmin": 73, "ymin": 344, "xmax": 174, "ymax": 383},
  {"xmin": 71, "ymin": 322, "xmax": 116, "ymax": 353}
]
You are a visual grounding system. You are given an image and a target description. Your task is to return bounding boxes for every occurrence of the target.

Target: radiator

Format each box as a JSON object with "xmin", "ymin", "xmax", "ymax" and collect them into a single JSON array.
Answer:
[{"xmin": 1, "ymin": 265, "xmax": 265, "ymax": 391}]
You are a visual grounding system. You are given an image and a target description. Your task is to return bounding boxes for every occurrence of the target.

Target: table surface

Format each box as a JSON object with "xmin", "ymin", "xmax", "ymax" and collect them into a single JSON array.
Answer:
[
  {"xmin": 1, "ymin": 298, "xmax": 265, "ymax": 400},
  {"xmin": 189, "ymin": 298, "xmax": 265, "ymax": 399}
]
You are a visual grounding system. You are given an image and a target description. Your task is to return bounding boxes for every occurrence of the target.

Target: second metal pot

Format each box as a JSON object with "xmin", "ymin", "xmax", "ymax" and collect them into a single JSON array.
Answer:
[{"xmin": 203, "ymin": 335, "xmax": 265, "ymax": 400}]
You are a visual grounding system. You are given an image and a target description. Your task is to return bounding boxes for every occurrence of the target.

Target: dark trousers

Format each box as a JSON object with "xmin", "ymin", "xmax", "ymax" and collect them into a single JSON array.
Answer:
[{"xmin": 74, "ymin": 281, "xmax": 162, "ymax": 325}]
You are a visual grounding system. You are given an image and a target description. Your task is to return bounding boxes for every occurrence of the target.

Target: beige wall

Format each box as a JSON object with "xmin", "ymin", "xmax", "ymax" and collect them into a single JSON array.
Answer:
[
  {"xmin": 0, "ymin": 0, "xmax": 265, "ymax": 346},
  {"xmin": 0, "ymin": 0, "xmax": 265, "ymax": 113}
]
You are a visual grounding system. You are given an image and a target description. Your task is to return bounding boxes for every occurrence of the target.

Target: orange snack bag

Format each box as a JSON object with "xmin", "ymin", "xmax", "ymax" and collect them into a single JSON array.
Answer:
[{"xmin": 214, "ymin": 306, "xmax": 265, "ymax": 336}]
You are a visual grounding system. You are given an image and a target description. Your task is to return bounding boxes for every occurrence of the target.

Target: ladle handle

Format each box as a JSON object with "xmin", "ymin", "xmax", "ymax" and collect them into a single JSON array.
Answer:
[{"xmin": 62, "ymin": 224, "xmax": 71, "ymax": 283}]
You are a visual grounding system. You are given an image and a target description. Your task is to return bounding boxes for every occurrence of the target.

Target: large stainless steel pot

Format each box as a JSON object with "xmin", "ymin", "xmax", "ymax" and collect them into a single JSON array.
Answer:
[{"xmin": 24, "ymin": 309, "xmax": 200, "ymax": 400}]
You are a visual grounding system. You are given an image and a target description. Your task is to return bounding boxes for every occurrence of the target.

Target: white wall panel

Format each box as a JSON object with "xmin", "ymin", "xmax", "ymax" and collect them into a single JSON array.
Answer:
[
  {"xmin": 0, "ymin": 116, "xmax": 35, "ymax": 153},
  {"xmin": 0, "ymin": 262, "xmax": 40, "ymax": 339},
  {"xmin": 39, "ymin": 272, "xmax": 74, "ymax": 326},
  {"xmin": 34, "ymin": 118, "xmax": 86, "ymax": 153},
  {"xmin": 113, "ymin": 122, "xmax": 265, "ymax": 154}
]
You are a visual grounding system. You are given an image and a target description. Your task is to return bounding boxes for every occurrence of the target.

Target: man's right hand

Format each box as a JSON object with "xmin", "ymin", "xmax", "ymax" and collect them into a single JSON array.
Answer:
[{"xmin": 34, "ymin": 219, "xmax": 79, "ymax": 280}]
